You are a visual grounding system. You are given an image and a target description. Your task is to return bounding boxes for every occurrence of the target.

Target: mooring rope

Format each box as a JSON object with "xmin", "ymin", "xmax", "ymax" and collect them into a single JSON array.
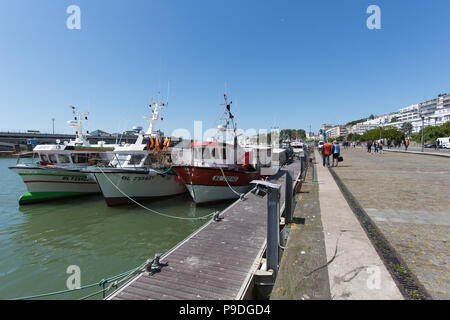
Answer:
[
  {"xmin": 9, "ymin": 263, "xmax": 145, "ymax": 300},
  {"xmin": 97, "ymin": 167, "xmax": 216, "ymax": 221},
  {"xmin": 219, "ymin": 167, "xmax": 246, "ymax": 200}
]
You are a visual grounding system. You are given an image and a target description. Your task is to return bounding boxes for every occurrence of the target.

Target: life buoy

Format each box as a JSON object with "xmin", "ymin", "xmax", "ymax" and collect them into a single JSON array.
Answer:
[{"xmin": 163, "ymin": 137, "xmax": 170, "ymax": 151}]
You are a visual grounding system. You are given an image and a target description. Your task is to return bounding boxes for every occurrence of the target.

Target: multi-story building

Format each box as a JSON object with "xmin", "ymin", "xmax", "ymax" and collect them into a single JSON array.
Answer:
[
  {"xmin": 326, "ymin": 126, "xmax": 348, "ymax": 139},
  {"xmin": 349, "ymin": 93, "xmax": 450, "ymax": 135},
  {"xmin": 349, "ymin": 123, "xmax": 378, "ymax": 135},
  {"xmin": 389, "ymin": 93, "xmax": 450, "ymax": 133}
]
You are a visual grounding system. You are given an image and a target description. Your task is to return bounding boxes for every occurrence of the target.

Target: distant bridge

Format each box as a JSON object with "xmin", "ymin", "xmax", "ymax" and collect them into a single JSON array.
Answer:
[
  {"xmin": 0, "ymin": 131, "xmax": 138, "ymax": 146},
  {"xmin": 0, "ymin": 131, "xmax": 183, "ymax": 147}
]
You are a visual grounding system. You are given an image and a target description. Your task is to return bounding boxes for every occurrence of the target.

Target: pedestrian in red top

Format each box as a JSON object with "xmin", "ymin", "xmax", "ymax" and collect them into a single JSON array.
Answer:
[{"xmin": 322, "ymin": 141, "xmax": 332, "ymax": 167}]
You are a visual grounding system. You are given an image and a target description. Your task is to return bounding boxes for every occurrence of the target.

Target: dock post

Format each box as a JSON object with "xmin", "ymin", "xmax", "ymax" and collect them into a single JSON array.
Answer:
[
  {"xmin": 300, "ymin": 154, "xmax": 305, "ymax": 175},
  {"xmin": 284, "ymin": 169, "xmax": 294, "ymax": 223},
  {"xmin": 267, "ymin": 184, "xmax": 280, "ymax": 276}
]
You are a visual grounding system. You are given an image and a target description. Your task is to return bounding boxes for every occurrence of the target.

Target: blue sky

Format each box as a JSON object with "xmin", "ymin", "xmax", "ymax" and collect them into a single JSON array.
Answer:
[{"xmin": 1, "ymin": 0, "xmax": 449, "ymax": 136}]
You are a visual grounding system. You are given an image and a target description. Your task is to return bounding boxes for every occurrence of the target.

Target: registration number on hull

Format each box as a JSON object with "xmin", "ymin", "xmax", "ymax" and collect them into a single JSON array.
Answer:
[
  {"xmin": 212, "ymin": 176, "xmax": 239, "ymax": 182},
  {"xmin": 121, "ymin": 176, "xmax": 155, "ymax": 181},
  {"xmin": 62, "ymin": 176, "xmax": 89, "ymax": 182}
]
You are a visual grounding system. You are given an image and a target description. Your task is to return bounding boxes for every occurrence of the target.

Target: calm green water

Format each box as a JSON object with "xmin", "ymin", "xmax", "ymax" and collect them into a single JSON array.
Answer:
[{"xmin": 0, "ymin": 158, "xmax": 230, "ymax": 300}]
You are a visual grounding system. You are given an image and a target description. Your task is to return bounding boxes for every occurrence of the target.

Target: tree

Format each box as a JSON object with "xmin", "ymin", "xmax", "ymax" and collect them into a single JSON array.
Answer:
[
  {"xmin": 345, "ymin": 118, "xmax": 367, "ymax": 126},
  {"xmin": 280, "ymin": 129, "xmax": 306, "ymax": 142},
  {"xmin": 369, "ymin": 114, "xmax": 375, "ymax": 120},
  {"xmin": 441, "ymin": 121, "xmax": 450, "ymax": 136},
  {"xmin": 390, "ymin": 116, "xmax": 399, "ymax": 123},
  {"xmin": 362, "ymin": 126, "xmax": 404, "ymax": 142},
  {"xmin": 411, "ymin": 121, "xmax": 450, "ymax": 143},
  {"xmin": 400, "ymin": 122, "xmax": 413, "ymax": 138}
]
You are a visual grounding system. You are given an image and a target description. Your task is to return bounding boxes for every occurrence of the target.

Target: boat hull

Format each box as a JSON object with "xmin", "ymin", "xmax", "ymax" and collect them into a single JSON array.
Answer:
[
  {"xmin": 9, "ymin": 166, "xmax": 100, "ymax": 205},
  {"xmin": 185, "ymin": 184, "xmax": 253, "ymax": 203},
  {"xmin": 91, "ymin": 170, "xmax": 187, "ymax": 206},
  {"xmin": 172, "ymin": 166, "xmax": 261, "ymax": 203}
]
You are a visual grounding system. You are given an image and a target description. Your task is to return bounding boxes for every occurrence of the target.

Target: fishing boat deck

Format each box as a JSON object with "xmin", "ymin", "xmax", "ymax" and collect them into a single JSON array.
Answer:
[{"xmin": 107, "ymin": 159, "xmax": 302, "ymax": 300}]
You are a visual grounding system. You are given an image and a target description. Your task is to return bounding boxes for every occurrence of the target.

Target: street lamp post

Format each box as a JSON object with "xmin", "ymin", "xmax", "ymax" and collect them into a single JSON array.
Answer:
[
  {"xmin": 420, "ymin": 115, "xmax": 425, "ymax": 153},
  {"xmin": 52, "ymin": 118, "xmax": 55, "ymax": 134}
]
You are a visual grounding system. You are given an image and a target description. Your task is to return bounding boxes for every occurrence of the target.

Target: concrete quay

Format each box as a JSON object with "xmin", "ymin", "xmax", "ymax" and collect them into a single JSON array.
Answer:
[
  {"xmin": 272, "ymin": 147, "xmax": 449, "ymax": 300},
  {"xmin": 271, "ymin": 151, "xmax": 403, "ymax": 300},
  {"xmin": 329, "ymin": 148, "xmax": 450, "ymax": 299}
]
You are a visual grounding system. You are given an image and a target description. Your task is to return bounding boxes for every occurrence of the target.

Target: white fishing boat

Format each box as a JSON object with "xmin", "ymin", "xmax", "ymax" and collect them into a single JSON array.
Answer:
[
  {"xmin": 9, "ymin": 107, "xmax": 116, "ymax": 204},
  {"xmin": 86, "ymin": 101, "xmax": 186, "ymax": 206},
  {"xmin": 290, "ymin": 140, "xmax": 304, "ymax": 158}
]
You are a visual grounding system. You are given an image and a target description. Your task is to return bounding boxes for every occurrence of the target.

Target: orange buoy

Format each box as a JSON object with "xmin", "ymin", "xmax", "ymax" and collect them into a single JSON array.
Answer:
[
  {"xmin": 155, "ymin": 137, "xmax": 161, "ymax": 151},
  {"xmin": 163, "ymin": 137, "xmax": 170, "ymax": 151}
]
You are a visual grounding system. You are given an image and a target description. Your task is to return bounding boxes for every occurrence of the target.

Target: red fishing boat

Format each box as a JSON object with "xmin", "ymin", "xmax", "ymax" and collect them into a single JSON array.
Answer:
[{"xmin": 171, "ymin": 94, "xmax": 263, "ymax": 203}]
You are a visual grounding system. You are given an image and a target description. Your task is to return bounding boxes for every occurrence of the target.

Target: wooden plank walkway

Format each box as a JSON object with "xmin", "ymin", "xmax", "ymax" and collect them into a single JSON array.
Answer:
[{"xmin": 107, "ymin": 160, "xmax": 302, "ymax": 300}]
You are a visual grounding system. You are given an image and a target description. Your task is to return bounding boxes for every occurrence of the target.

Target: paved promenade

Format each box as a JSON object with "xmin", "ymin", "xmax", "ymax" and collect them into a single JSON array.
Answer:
[
  {"xmin": 384, "ymin": 148, "xmax": 450, "ymax": 158},
  {"xmin": 331, "ymin": 148, "xmax": 450, "ymax": 299},
  {"xmin": 272, "ymin": 152, "xmax": 402, "ymax": 300}
]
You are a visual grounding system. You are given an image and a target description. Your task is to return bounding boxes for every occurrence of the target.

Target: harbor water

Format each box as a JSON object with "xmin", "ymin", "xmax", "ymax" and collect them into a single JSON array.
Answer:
[{"xmin": 0, "ymin": 158, "xmax": 231, "ymax": 299}]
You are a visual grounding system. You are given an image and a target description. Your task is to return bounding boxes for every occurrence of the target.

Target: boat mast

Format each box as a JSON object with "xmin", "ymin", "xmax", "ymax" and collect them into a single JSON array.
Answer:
[
  {"xmin": 67, "ymin": 105, "xmax": 90, "ymax": 145},
  {"xmin": 221, "ymin": 94, "xmax": 238, "ymax": 165},
  {"xmin": 137, "ymin": 100, "xmax": 164, "ymax": 145}
]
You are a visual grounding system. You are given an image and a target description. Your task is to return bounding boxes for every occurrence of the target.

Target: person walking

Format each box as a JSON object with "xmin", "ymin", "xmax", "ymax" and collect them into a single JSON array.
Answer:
[
  {"xmin": 367, "ymin": 140, "xmax": 372, "ymax": 153},
  {"xmin": 379, "ymin": 140, "xmax": 384, "ymax": 154},
  {"xmin": 405, "ymin": 138, "xmax": 409, "ymax": 151},
  {"xmin": 331, "ymin": 140, "xmax": 340, "ymax": 167},
  {"xmin": 322, "ymin": 140, "xmax": 331, "ymax": 167},
  {"xmin": 374, "ymin": 141, "xmax": 379, "ymax": 153}
]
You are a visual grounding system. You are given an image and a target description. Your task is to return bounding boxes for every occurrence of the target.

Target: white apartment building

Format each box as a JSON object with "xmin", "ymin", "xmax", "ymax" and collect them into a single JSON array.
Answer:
[
  {"xmin": 326, "ymin": 125, "xmax": 348, "ymax": 139},
  {"xmin": 389, "ymin": 93, "xmax": 450, "ymax": 133},
  {"xmin": 351, "ymin": 93, "xmax": 450, "ymax": 134},
  {"xmin": 350, "ymin": 123, "xmax": 378, "ymax": 135}
]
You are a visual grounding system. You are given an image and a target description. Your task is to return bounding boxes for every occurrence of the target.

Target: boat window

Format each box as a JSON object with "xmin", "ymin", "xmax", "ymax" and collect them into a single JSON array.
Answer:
[
  {"xmin": 48, "ymin": 154, "xmax": 58, "ymax": 164},
  {"xmin": 71, "ymin": 153, "xmax": 88, "ymax": 164},
  {"xmin": 112, "ymin": 154, "xmax": 129, "ymax": 167},
  {"xmin": 194, "ymin": 148, "xmax": 202, "ymax": 160},
  {"xmin": 202, "ymin": 147, "xmax": 211, "ymax": 160},
  {"xmin": 40, "ymin": 154, "xmax": 49, "ymax": 162},
  {"xmin": 143, "ymin": 155, "xmax": 151, "ymax": 165},
  {"xmin": 129, "ymin": 154, "xmax": 144, "ymax": 165},
  {"xmin": 222, "ymin": 148, "xmax": 226, "ymax": 160},
  {"xmin": 58, "ymin": 154, "xmax": 71, "ymax": 164},
  {"xmin": 88, "ymin": 153, "xmax": 102, "ymax": 165}
]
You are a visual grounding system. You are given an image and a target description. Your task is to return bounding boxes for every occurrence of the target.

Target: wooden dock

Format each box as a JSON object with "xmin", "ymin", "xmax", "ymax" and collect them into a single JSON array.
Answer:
[{"xmin": 107, "ymin": 159, "xmax": 302, "ymax": 300}]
